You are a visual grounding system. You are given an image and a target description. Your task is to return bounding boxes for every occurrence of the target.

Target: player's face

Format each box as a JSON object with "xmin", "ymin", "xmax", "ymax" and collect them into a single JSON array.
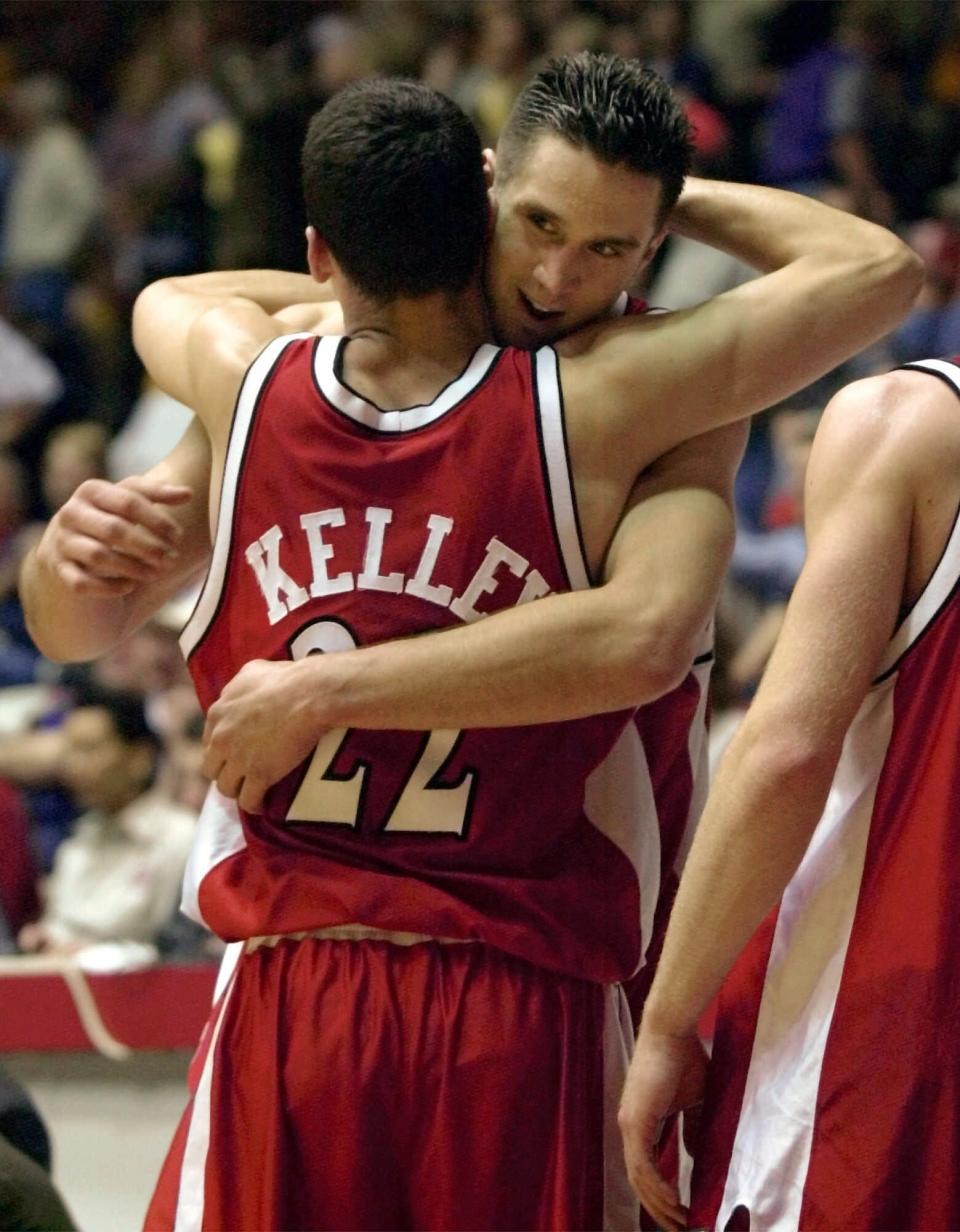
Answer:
[{"xmin": 487, "ymin": 134, "xmax": 666, "ymax": 349}]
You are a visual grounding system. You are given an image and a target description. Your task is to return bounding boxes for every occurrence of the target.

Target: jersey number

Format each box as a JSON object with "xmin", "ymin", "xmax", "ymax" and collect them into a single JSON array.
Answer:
[{"xmin": 284, "ymin": 621, "xmax": 474, "ymax": 836}]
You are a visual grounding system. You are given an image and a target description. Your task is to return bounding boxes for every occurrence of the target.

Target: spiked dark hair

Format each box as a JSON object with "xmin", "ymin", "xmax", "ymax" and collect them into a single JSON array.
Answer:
[
  {"xmin": 498, "ymin": 53, "xmax": 693, "ymax": 222},
  {"xmin": 302, "ymin": 78, "xmax": 487, "ymax": 301}
]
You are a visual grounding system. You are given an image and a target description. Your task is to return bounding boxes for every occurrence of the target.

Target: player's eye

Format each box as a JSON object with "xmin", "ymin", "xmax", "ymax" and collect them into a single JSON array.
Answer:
[
  {"xmin": 591, "ymin": 242, "xmax": 621, "ymax": 259},
  {"xmin": 528, "ymin": 212, "xmax": 557, "ymax": 235}
]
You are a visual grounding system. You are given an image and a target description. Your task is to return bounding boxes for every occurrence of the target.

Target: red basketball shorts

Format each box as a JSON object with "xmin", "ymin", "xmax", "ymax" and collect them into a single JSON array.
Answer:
[{"xmin": 145, "ymin": 932, "xmax": 636, "ymax": 1231}]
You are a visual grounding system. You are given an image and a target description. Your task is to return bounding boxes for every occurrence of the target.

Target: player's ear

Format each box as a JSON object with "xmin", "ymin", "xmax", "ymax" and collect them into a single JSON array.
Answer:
[
  {"xmin": 306, "ymin": 226, "xmax": 334, "ymax": 283},
  {"xmin": 638, "ymin": 227, "xmax": 667, "ymax": 273},
  {"xmin": 482, "ymin": 147, "xmax": 496, "ymax": 189}
]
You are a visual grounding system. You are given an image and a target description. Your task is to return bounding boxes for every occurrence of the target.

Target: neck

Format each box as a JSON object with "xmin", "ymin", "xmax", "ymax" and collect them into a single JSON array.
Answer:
[{"xmin": 337, "ymin": 282, "xmax": 491, "ymax": 410}]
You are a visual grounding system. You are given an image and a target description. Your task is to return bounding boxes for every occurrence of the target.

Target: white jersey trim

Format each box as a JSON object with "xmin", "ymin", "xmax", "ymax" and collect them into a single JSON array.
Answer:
[
  {"xmin": 717, "ymin": 680, "xmax": 897, "ymax": 1232},
  {"xmin": 898, "ymin": 357, "xmax": 960, "ymax": 394},
  {"xmin": 180, "ymin": 332, "xmax": 310, "ymax": 658},
  {"xmin": 173, "ymin": 960, "xmax": 240, "ymax": 1232},
  {"xmin": 584, "ymin": 720, "xmax": 659, "ymax": 976},
  {"xmin": 313, "ymin": 333, "xmax": 501, "ymax": 433},
  {"xmin": 875, "ymin": 360, "xmax": 960, "ymax": 680},
  {"xmin": 602, "ymin": 984, "xmax": 639, "ymax": 1231},
  {"xmin": 533, "ymin": 346, "xmax": 590, "ymax": 590},
  {"xmin": 180, "ymin": 785, "xmax": 247, "ymax": 927}
]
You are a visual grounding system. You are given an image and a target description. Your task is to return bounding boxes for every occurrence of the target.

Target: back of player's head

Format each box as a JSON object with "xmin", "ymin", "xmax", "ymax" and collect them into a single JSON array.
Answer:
[
  {"xmin": 497, "ymin": 52, "xmax": 693, "ymax": 222},
  {"xmin": 302, "ymin": 78, "xmax": 487, "ymax": 301}
]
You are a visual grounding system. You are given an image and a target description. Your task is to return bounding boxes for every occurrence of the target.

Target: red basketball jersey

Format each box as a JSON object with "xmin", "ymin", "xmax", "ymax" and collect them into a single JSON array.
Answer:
[
  {"xmin": 180, "ymin": 333, "xmax": 647, "ymax": 983},
  {"xmin": 691, "ymin": 357, "xmax": 960, "ymax": 1230}
]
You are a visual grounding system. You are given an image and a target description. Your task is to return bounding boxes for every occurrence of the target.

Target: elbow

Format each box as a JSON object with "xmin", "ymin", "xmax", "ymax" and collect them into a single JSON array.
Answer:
[
  {"xmin": 868, "ymin": 232, "xmax": 925, "ymax": 318},
  {"xmin": 618, "ymin": 618, "xmax": 704, "ymax": 705},
  {"xmin": 735, "ymin": 725, "xmax": 841, "ymax": 802}
]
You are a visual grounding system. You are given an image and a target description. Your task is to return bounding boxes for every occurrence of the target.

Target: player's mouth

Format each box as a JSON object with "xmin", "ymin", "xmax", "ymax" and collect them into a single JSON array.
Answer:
[{"xmin": 518, "ymin": 290, "xmax": 564, "ymax": 324}]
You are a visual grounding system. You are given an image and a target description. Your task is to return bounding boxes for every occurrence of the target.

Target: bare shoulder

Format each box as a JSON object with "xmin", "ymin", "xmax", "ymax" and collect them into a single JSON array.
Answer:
[{"xmin": 813, "ymin": 368, "xmax": 960, "ymax": 488}]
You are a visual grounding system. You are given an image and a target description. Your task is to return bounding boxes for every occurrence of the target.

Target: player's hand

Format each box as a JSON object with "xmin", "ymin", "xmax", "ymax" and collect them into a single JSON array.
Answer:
[
  {"xmin": 618, "ymin": 1026, "xmax": 708, "ymax": 1232},
  {"xmin": 202, "ymin": 659, "xmax": 327, "ymax": 814},
  {"xmin": 37, "ymin": 476, "xmax": 192, "ymax": 596}
]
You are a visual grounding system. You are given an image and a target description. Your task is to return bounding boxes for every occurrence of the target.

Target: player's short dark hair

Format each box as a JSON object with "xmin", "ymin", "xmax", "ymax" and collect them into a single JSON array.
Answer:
[
  {"xmin": 497, "ymin": 53, "xmax": 693, "ymax": 222},
  {"xmin": 302, "ymin": 78, "xmax": 487, "ymax": 300}
]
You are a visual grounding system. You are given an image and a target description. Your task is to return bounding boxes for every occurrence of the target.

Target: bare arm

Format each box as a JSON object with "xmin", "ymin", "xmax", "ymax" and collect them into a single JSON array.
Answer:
[
  {"xmin": 131, "ymin": 269, "xmax": 340, "ymax": 439},
  {"xmin": 562, "ymin": 179, "xmax": 922, "ymax": 499},
  {"xmin": 618, "ymin": 375, "xmax": 940, "ymax": 1227},
  {"xmin": 202, "ymin": 422, "xmax": 745, "ymax": 809}
]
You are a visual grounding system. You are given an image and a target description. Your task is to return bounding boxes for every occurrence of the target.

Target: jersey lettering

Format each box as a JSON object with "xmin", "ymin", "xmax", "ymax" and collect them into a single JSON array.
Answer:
[{"xmin": 244, "ymin": 508, "xmax": 551, "ymax": 627}]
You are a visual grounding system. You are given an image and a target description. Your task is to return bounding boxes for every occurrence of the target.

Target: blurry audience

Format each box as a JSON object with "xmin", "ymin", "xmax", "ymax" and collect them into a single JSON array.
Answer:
[{"xmin": 16, "ymin": 683, "xmax": 194, "ymax": 956}]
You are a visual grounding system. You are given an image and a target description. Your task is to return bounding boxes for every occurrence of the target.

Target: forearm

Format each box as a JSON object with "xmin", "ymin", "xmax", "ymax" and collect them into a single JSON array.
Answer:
[
  {"xmin": 671, "ymin": 177, "xmax": 904, "ymax": 274},
  {"xmin": 21, "ymin": 544, "xmax": 132, "ymax": 660},
  {"xmin": 315, "ymin": 586, "xmax": 690, "ymax": 732},
  {"xmin": 20, "ymin": 541, "xmax": 197, "ymax": 661},
  {"xmin": 641, "ymin": 724, "xmax": 840, "ymax": 1038}
]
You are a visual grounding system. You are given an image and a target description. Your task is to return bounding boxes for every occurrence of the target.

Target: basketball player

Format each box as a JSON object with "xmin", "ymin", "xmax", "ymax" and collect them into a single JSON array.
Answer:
[{"xmin": 620, "ymin": 357, "xmax": 960, "ymax": 1232}]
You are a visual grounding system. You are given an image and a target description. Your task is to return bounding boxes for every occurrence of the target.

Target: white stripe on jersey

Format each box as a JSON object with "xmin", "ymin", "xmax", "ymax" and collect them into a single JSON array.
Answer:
[
  {"xmin": 716, "ymin": 678, "xmax": 897, "ymax": 1232},
  {"xmin": 180, "ymin": 785, "xmax": 247, "ymax": 927},
  {"xmin": 602, "ymin": 984, "xmax": 639, "ymax": 1231},
  {"xmin": 313, "ymin": 334, "xmax": 502, "ymax": 433},
  {"xmin": 583, "ymin": 722, "xmax": 660, "ymax": 975},
  {"xmin": 533, "ymin": 346, "xmax": 590, "ymax": 590},
  {"xmin": 677, "ymin": 622, "xmax": 714, "ymax": 875},
  {"xmin": 899, "ymin": 357, "xmax": 960, "ymax": 394},
  {"xmin": 180, "ymin": 333, "xmax": 309, "ymax": 658}
]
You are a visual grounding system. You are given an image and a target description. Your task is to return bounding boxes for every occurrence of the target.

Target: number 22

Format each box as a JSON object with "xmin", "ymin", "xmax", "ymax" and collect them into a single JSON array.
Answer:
[{"xmin": 284, "ymin": 621, "xmax": 475, "ymax": 836}]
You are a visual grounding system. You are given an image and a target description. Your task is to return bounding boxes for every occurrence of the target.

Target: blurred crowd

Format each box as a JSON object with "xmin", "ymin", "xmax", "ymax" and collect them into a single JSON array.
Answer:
[{"xmin": 0, "ymin": 0, "xmax": 957, "ymax": 959}]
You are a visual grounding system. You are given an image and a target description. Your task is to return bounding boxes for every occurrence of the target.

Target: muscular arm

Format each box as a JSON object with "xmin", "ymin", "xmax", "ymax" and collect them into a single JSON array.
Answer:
[
  {"xmin": 618, "ymin": 377, "xmax": 936, "ymax": 1227},
  {"xmin": 561, "ymin": 179, "xmax": 922, "ymax": 510}
]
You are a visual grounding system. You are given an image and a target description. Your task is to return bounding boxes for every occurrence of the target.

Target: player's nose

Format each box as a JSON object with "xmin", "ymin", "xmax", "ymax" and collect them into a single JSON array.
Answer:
[{"xmin": 531, "ymin": 249, "xmax": 580, "ymax": 303}]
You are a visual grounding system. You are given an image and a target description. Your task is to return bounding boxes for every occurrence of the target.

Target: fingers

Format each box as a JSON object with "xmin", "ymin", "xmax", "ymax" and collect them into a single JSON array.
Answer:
[
  {"xmin": 202, "ymin": 747, "xmax": 267, "ymax": 813},
  {"xmin": 57, "ymin": 529, "xmax": 174, "ymax": 584},
  {"xmin": 237, "ymin": 777, "xmax": 268, "ymax": 815},
  {"xmin": 118, "ymin": 474, "xmax": 194, "ymax": 506},
  {"xmin": 68, "ymin": 479, "xmax": 188, "ymax": 556},
  {"xmin": 627, "ymin": 1141, "xmax": 687, "ymax": 1231},
  {"xmin": 54, "ymin": 558, "xmax": 138, "ymax": 597},
  {"xmin": 638, "ymin": 1174, "xmax": 689, "ymax": 1232}
]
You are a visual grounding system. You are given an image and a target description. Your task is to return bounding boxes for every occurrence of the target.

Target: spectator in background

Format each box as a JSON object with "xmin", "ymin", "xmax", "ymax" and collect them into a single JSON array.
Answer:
[
  {"xmin": 758, "ymin": 5, "xmax": 894, "ymax": 224},
  {"xmin": 37, "ymin": 422, "xmax": 108, "ymax": 519},
  {"xmin": 0, "ymin": 1064, "xmax": 76, "ymax": 1231},
  {"xmin": 17, "ymin": 683, "xmax": 194, "ymax": 955},
  {"xmin": 639, "ymin": 0, "xmax": 719, "ymax": 108},
  {"xmin": 721, "ymin": 404, "xmax": 820, "ymax": 703},
  {"xmin": 0, "ymin": 452, "xmax": 40, "ymax": 687},
  {"xmin": 0, "ymin": 316, "xmax": 63, "ymax": 451},
  {"xmin": 891, "ymin": 176, "xmax": 960, "ymax": 362},
  {"xmin": 3, "ymin": 75, "xmax": 101, "ymax": 329}
]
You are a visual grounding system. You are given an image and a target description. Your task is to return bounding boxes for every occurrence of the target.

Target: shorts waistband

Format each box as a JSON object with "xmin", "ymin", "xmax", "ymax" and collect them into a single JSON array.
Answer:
[{"xmin": 243, "ymin": 925, "xmax": 476, "ymax": 954}]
